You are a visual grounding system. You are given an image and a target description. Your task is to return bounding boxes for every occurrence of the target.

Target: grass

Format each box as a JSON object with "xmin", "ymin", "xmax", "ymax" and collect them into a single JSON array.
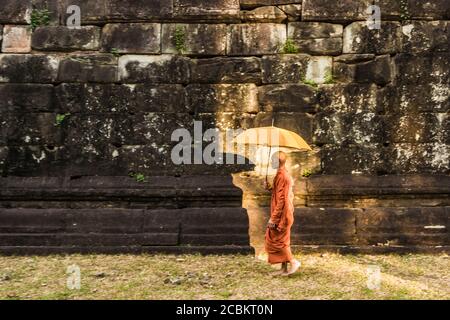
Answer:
[{"xmin": 0, "ymin": 253, "xmax": 448, "ymax": 300}]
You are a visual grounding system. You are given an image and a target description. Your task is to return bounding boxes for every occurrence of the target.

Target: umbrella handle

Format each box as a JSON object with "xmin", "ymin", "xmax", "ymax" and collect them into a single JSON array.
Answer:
[{"xmin": 266, "ymin": 145, "xmax": 272, "ymax": 184}]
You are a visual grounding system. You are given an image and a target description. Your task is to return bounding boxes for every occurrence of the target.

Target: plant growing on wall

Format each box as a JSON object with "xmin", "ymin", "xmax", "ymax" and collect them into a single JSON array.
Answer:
[
  {"xmin": 324, "ymin": 69, "xmax": 334, "ymax": 84},
  {"xmin": 55, "ymin": 113, "xmax": 70, "ymax": 126},
  {"xmin": 302, "ymin": 78, "xmax": 318, "ymax": 88},
  {"xmin": 174, "ymin": 26, "xmax": 187, "ymax": 54},
  {"xmin": 30, "ymin": 9, "xmax": 51, "ymax": 31},
  {"xmin": 301, "ymin": 168, "xmax": 313, "ymax": 178},
  {"xmin": 399, "ymin": 0, "xmax": 411, "ymax": 20},
  {"xmin": 280, "ymin": 38, "xmax": 299, "ymax": 54},
  {"xmin": 110, "ymin": 48, "xmax": 121, "ymax": 57},
  {"xmin": 129, "ymin": 172, "xmax": 146, "ymax": 183}
]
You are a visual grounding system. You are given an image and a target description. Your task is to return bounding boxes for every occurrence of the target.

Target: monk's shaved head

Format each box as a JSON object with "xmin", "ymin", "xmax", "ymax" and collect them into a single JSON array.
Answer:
[
  {"xmin": 277, "ymin": 151, "xmax": 287, "ymax": 165},
  {"xmin": 271, "ymin": 151, "xmax": 287, "ymax": 169}
]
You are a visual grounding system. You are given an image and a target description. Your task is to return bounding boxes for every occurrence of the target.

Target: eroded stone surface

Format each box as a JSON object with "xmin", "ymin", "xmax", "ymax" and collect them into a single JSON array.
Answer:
[
  {"xmin": 241, "ymin": 6, "xmax": 287, "ymax": 23},
  {"xmin": 162, "ymin": 23, "xmax": 227, "ymax": 55},
  {"xmin": 174, "ymin": 0, "xmax": 241, "ymax": 21},
  {"xmin": 2, "ymin": 25, "xmax": 31, "ymax": 53},
  {"xmin": 118, "ymin": 54, "xmax": 190, "ymax": 83},
  {"xmin": 191, "ymin": 57, "xmax": 262, "ymax": 83},
  {"xmin": 288, "ymin": 22, "xmax": 343, "ymax": 55},
  {"xmin": 187, "ymin": 84, "xmax": 259, "ymax": 113},
  {"xmin": 0, "ymin": 54, "xmax": 59, "ymax": 83},
  {"xmin": 58, "ymin": 55, "xmax": 118, "ymax": 83},
  {"xmin": 32, "ymin": 26, "xmax": 101, "ymax": 51},
  {"xmin": 227, "ymin": 23, "xmax": 287, "ymax": 55},
  {"xmin": 343, "ymin": 22, "xmax": 402, "ymax": 54},
  {"xmin": 101, "ymin": 24, "xmax": 161, "ymax": 54}
]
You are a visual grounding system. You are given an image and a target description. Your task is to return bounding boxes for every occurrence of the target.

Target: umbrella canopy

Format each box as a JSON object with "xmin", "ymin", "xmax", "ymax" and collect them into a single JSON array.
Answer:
[
  {"xmin": 233, "ymin": 126, "xmax": 312, "ymax": 151},
  {"xmin": 233, "ymin": 126, "xmax": 312, "ymax": 182}
]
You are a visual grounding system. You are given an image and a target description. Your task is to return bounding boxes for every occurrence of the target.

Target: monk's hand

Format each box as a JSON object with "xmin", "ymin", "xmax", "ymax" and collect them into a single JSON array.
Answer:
[
  {"xmin": 267, "ymin": 220, "xmax": 277, "ymax": 230},
  {"xmin": 264, "ymin": 181, "xmax": 272, "ymax": 191}
]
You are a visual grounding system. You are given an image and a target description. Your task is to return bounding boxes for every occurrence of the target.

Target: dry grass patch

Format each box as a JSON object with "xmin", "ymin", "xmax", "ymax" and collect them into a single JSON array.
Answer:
[{"xmin": 0, "ymin": 253, "xmax": 448, "ymax": 300}]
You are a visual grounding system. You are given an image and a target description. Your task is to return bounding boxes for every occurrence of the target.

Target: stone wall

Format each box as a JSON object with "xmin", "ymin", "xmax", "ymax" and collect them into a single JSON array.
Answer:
[{"xmin": 0, "ymin": 0, "xmax": 449, "ymax": 254}]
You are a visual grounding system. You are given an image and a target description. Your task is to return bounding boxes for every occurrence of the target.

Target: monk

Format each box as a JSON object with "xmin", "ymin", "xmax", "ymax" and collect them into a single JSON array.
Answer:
[{"xmin": 264, "ymin": 151, "xmax": 300, "ymax": 276}]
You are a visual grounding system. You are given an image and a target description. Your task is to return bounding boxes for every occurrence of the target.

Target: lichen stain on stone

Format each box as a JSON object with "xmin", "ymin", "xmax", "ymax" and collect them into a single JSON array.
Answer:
[
  {"xmin": 32, "ymin": 150, "xmax": 46, "ymax": 163},
  {"xmin": 431, "ymin": 83, "xmax": 449, "ymax": 104}
]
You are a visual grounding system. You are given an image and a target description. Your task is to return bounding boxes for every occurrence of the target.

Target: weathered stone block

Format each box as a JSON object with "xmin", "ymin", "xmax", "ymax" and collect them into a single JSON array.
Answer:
[
  {"xmin": 387, "ymin": 143, "xmax": 450, "ymax": 174},
  {"xmin": 66, "ymin": 115, "xmax": 133, "ymax": 149},
  {"xmin": 288, "ymin": 22, "xmax": 343, "ymax": 55},
  {"xmin": 299, "ymin": 38, "xmax": 343, "ymax": 56},
  {"xmin": 197, "ymin": 112, "xmax": 257, "ymax": 132},
  {"xmin": 59, "ymin": 0, "xmax": 107, "ymax": 23},
  {"xmin": 401, "ymin": 21, "xmax": 450, "ymax": 54},
  {"xmin": 0, "ymin": 84, "xmax": 54, "ymax": 113},
  {"xmin": 0, "ymin": 147, "xmax": 7, "ymax": 174},
  {"xmin": 106, "ymin": 0, "xmax": 173, "ymax": 21},
  {"xmin": 118, "ymin": 55, "xmax": 190, "ymax": 83},
  {"xmin": 32, "ymin": 26, "xmax": 101, "ymax": 51},
  {"xmin": 191, "ymin": 57, "xmax": 261, "ymax": 83},
  {"xmin": 278, "ymin": 4, "xmax": 302, "ymax": 21},
  {"xmin": 258, "ymin": 84, "xmax": 318, "ymax": 112},
  {"xmin": 227, "ymin": 23, "xmax": 286, "ymax": 55},
  {"xmin": 0, "ymin": 54, "xmax": 59, "ymax": 83},
  {"xmin": 289, "ymin": 22, "xmax": 342, "ymax": 39},
  {"xmin": 262, "ymin": 54, "xmax": 332, "ymax": 84},
  {"xmin": 394, "ymin": 53, "xmax": 449, "ymax": 86},
  {"xmin": 56, "ymin": 84, "xmax": 189, "ymax": 114},
  {"xmin": 343, "ymin": 22, "xmax": 401, "ymax": 54},
  {"xmin": 2, "ymin": 25, "xmax": 31, "ymax": 53},
  {"xmin": 387, "ymin": 84, "xmax": 449, "ymax": 114},
  {"xmin": 240, "ymin": 0, "xmax": 302, "ymax": 9},
  {"xmin": 174, "ymin": 0, "xmax": 240, "ymax": 21},
  {"xmin": 5, "ymin": 145, "xmax": 67, "ymax": 176},
  {"xmin": 162, "ymin": 24, "xmax": 227, "ymax": 55},
  {"xmin": 385, "ymin": 113, "xmax": 448, "ymax": 143},
  {"xmin": 262, "ymin": 54, "xmax": 310, "ymax": 83},
  {"xmin": 317, "ymin": 83, "xmax": 382, "ymax": 114},
  {"xmin": 408, "ymin": 0, "xmax": 450, "ymax": 20},
  {"xmin": 0, "ymin": 0, "xmax": 30, "ymax": 24},
  {"xmin": 355, "ymin": 55, "xmax": 393, "ymax": 85},
  {"xmin": 187, "ymin": 84, "xmax": 259, "ymax": 113},
  {"xmin": 254, "ymin": 111, "xmax": 314, "ymax": 143},
  {"xmin": 1, "ymin": 113, "xmax": 63, "ymax": 146},
  {"xmin": 101, "ymin": 23, "xmax": 161, "ymax": 54},
  {"xmin": 128, "ymin": 113, "xmax": 193, "ymax": 146},
  {"xmin": 333, "ymin": 59, "xmax": 357, "ymax": 82},
  {"xmin": 56, "ymin": 84, "xmax": 133, "ymax": 114},
  {"xmin": 314, "ymin": 113, "xmax": 385, "ymax": 145},
  {"xmin": 356, "ymin": 207, "xmax": 449, "ymax": 246},
  {"xmin": 320, "ymin": 143, "xmax": 386, "ymax": 175},
  {"xmin": 303, "ymin": 56, "xmax": 333, "ymax": 84},
  {"xmin": 292, "ymin": 208, "xmax": 357, "ymax": 245},
  {"xmin": 302, "ymin": 0, "xmax": 371, "ymax": 22},
  {"xmin": 241, "ymin": 6, "xmax": 287, "ymax": 23},
  {"xmin": 58, "ymin": 54, "xmax": 118, "ymax": 83},
  {"xmin": 336, "ymin": 55, "xmax": 392, "ymax": 85}
]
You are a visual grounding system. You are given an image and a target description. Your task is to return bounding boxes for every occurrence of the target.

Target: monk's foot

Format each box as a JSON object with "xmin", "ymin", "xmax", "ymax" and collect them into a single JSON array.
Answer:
[
  {"xmin": 283, "ymin": 260, "xmax": 301, "ymax": 276},
  {"xmin": 271, "ymin": 269, "xmax": 286, "ymax": 276}
]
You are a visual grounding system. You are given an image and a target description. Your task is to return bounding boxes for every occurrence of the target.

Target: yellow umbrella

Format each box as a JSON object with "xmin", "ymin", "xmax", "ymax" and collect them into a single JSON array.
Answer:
[{"xmin": 233, "ymin": 125, "xmax": 312, "ymax": 182}]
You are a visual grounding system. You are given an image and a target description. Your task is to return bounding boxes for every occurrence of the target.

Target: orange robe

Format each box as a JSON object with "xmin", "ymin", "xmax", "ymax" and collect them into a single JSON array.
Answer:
[{"xmin": 265, "ymin": 167, "xmax": 295, "ymax": 264}]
